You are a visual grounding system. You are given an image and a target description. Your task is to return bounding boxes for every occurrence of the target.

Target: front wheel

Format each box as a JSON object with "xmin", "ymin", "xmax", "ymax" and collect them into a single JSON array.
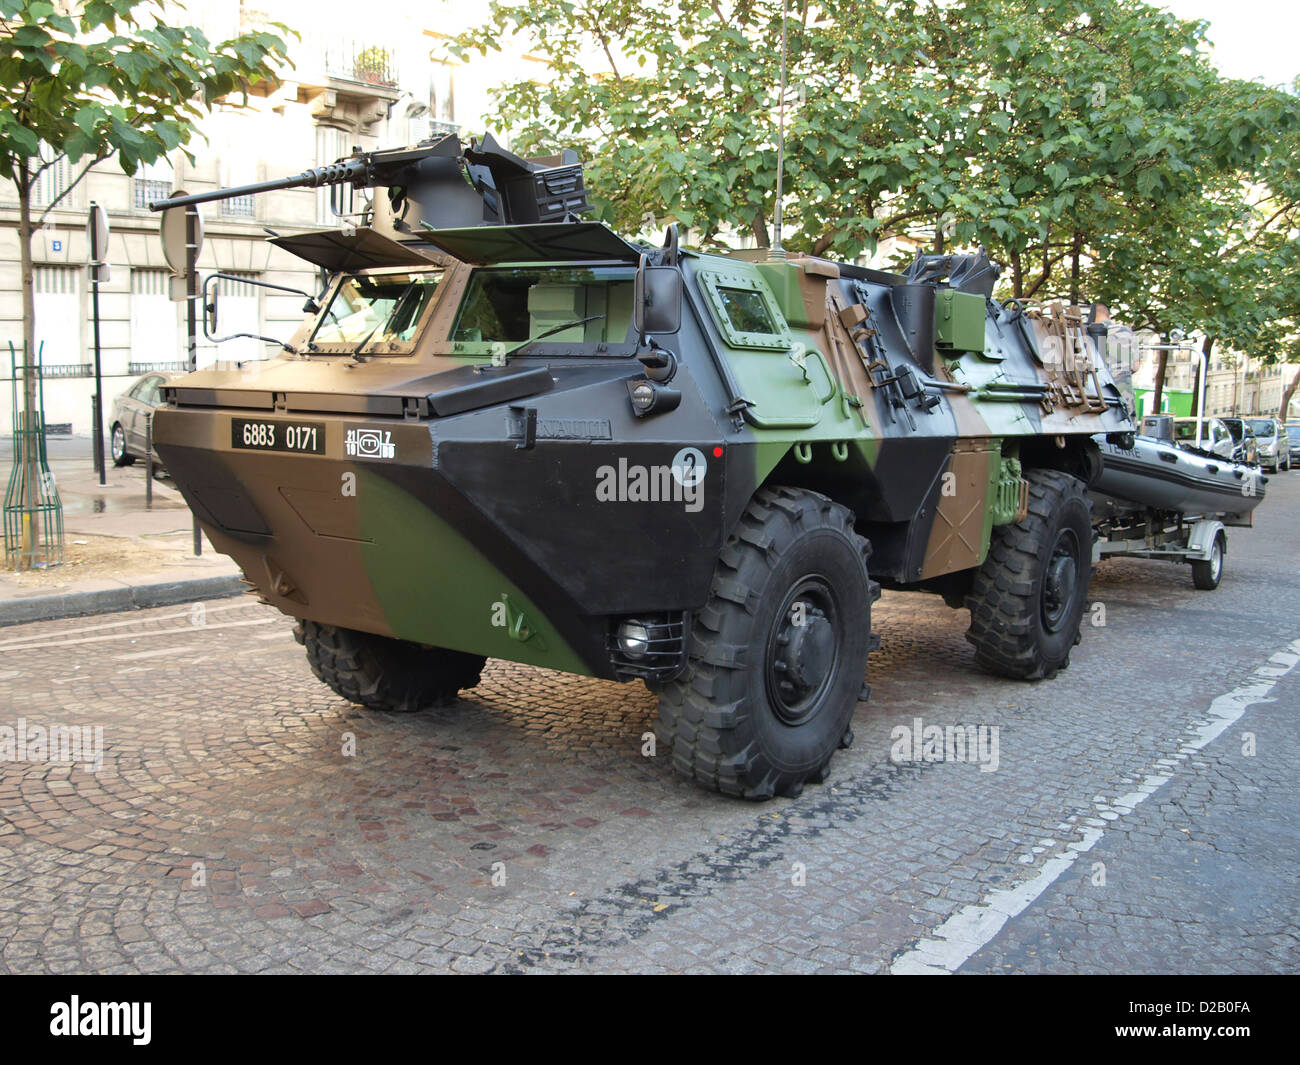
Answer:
[
  {"xmin": 965, "ymin": 469, "xmax": 1092, "ymax": 680},
  {"xmin": 657, "ymin": 486, "xmax": 876, "ymax": 800},
  {"xmin": 294, "ymin": 620, "xmax": 485, "ymax": 712}
]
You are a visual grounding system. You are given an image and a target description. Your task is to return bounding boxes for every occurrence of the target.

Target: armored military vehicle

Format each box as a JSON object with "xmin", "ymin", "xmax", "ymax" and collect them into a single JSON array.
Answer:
[{"xmin": 151, "ymin": 134, "xmax": 1135, "ymax": 799}]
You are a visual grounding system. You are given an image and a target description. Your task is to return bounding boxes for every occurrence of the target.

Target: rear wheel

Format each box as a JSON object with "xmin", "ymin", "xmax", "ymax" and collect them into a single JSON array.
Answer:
[
  {"xmin": 110, "ymin": 423, "xmax": 134, "ymax": 467},
  {"xmin": 1192, "ymin": 532, "xmax": 1225, "ymax": 591},
  {"xmin": 656, "ymin": 487, "xmax": 875, "ymax": 800},
  {"xmin": 294, "ymin": 620, "xmax": 485, "ymax": 712},
  {"xmin": 965, "ymin": 469, "xmax": 1092, "ymax": 680}
]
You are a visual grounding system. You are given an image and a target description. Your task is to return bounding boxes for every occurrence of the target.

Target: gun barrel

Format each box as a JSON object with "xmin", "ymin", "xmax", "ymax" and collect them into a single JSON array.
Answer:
[{"xmin": 148, "ymin": 159, "xmax": 368, "ymax": 212}]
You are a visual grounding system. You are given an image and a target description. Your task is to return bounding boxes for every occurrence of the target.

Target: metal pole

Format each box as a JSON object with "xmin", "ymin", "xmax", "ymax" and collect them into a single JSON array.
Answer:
[
  {"xmin": 1196, "ymin": 346, "xmax": 1208, "ymax": 449},
  {"xmin": 144, "ymin": 411, "xmax": 153, "ymax": 511},
  {"xmin": 185, "ymin": 206, "xmax": 202, "ymax": 555},
  {"xmin": 90, "ymin": 393, "xmax": 101, "ymax": 474},
  {"xmin": 771, "ymin": 0, "xmax": 788, "ymax": 257},
  {"xmin": 90, "ymin": 205, "xmax": 106, "ymax": 486}
]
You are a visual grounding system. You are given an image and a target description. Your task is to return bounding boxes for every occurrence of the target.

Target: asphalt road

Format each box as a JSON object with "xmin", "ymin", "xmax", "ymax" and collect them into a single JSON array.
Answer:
[{"xmin": 1, "ymin": 471, "xmax": 1296, "ymax": 974}]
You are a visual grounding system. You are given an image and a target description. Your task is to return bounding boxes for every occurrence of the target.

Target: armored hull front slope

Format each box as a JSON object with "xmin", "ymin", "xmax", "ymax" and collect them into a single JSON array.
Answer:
[{"xmin": 151, "ymin": 135, "xmax": 1135, "ymax": 799}]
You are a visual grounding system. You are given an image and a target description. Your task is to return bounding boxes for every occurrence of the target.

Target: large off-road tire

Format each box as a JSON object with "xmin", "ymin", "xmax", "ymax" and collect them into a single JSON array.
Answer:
[
  {"xmin": 1191, "ymin": 531, "xmax": 1225, "ymax": 591},
  {"xmin": 965, "ymin": 469, "xmax": 1092, "ymax": 680},
  {"xmin": 294, "ymin": 620, "xmax": 485, "ymax": 712},
  {"xmin": 657, "ymin": 487, "xmax": 875, "ymax": 800}
]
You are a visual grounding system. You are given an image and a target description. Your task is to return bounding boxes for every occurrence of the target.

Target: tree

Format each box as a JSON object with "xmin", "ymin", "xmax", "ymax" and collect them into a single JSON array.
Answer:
[
  {"xmin": 445, "ymin": 0, "xmax": 1296, "ymax": 415},
  {"xmin": 443, "ymin": 0, "xmax": 960, "ymax": 255},
  {"xmin": 443, "ymin": 0, "xmax": 1268, "ymax": 272},
  {"xmin": 1228, "ymin": 107, "xmax": 1300, "ymax": 419},
  {"xmin": 1082, "ymin": 79, "xmax": 1300, "ymax": 414},
  {"xmin": 0, "ymin": 0, "xmax": 289, "ymax": 562}
]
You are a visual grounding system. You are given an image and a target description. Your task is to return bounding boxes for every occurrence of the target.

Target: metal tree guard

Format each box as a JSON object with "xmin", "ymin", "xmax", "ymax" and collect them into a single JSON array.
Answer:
[{"xmin": 3, "ymin": 340, "xmax": 64, "ymax": 569}]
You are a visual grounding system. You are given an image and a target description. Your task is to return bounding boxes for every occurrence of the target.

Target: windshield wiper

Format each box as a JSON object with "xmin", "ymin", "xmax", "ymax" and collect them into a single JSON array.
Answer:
[
  {"xmin": 504, "ymin": 314, "xmax": 606, "ymax": 359},
  {"xmin": 348, "ymin": 279, "xmax": 419, "ymax": 359}
]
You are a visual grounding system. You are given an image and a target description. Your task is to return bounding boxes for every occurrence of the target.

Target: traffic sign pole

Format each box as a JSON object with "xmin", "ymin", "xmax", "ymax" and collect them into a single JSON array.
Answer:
[
  {"xmin": 159, "ymin": 192, "xmax": 205, "ymax": 556},
  {"xmin": 185, "ymin": 204, "xmax": 201, "ymax": 555},
  {"xmin": 88, "ymin": 202, "xmax": 108, "ymax": 485}
]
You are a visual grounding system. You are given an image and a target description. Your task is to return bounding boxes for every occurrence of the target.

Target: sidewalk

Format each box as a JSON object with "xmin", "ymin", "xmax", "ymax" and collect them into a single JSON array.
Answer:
[{"xmin": 1, "ymin": 436, "xmax": 244, "ymax": 625}]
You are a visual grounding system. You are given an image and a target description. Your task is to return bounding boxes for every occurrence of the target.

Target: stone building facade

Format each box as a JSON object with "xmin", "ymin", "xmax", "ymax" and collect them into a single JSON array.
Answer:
[{"xmin": 0, "ymin": 0, "xmax": 521, "ymax": 434}]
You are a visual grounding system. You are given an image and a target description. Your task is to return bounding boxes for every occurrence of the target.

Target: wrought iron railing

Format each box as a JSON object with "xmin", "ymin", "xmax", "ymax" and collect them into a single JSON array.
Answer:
[
  {"xmin": 128, "ymin": 361, "xmax": 190, "ymax": 374},
  {"xmin": 322, "ymin": 41, "xmax": 398, "ymax": 87},
  {"xmin": 30, "ymin": 363, "xmax": 93, "ymax": 378},
  {"xmin": 135, "ymin": 178, "xmax": 173, "ymax": 209},
  {"xmin": 221, "ymin": 194, "xmax": 256, "ymax": 218}
]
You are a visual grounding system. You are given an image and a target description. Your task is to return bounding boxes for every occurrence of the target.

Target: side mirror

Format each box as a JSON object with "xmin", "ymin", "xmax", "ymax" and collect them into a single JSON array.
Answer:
[{"xmin": 634, "ymin": 258, "xmax": 683, "ymax": 337}]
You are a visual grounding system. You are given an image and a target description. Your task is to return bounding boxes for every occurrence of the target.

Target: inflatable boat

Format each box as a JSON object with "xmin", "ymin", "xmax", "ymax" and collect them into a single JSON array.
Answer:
[{"xmin": 1092, "ymin": 434, "xmax": 1265, "ymax": 519}]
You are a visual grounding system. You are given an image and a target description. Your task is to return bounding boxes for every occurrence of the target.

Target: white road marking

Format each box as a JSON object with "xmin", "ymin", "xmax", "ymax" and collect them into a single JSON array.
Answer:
[
  {"xmin": 0, "ymin": 616, "xmax": 277, "ymax": 651},
  {"xmin": 0, "ymin": 600, "xmax": 254, "ymax": 649},
  {"xmin": 890, "ymin": 637, "xmax": 1300, "ymax": 975},
  {"xmin": 115, "ymin": 646, "xmax": 198, "ymax": 661}
]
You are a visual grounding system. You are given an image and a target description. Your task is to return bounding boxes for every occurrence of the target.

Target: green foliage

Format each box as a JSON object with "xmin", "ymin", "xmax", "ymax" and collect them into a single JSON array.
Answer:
[
  {"xmin": 442, "ymin": 0, "xmax": 1299, "ymax": 371},
  {"xmin": 444, "ymin": 0, "xmax": 954, "ymax": 255},
  {"xmin": 0, "ymin": 0, "xmax": 292, "ymax": 195}
]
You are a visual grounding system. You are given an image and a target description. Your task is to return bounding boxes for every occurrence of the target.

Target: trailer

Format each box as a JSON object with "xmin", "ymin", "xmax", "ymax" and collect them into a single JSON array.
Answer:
[{"xmin": 1091, "ymin": 501, "xmax": 1248, "ymax": 591}]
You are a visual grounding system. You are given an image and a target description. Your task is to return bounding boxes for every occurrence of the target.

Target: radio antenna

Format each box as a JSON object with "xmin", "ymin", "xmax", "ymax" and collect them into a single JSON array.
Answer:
[{"xmin": 771, "ymin": 0, "xmax": 789, "ymax": 258}]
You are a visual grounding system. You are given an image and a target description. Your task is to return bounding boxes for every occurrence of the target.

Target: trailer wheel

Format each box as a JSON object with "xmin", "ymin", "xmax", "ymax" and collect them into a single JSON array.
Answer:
[
  {"xmin": 1192, "ymin": 532, "xmax": 1225, "ymax": 591},
  {"xmin": 656, "ymin": 487, "xmax": 875, "ymax": 800},
  {"xmin": 294, "ymin": 620, "xmax": 485, "ymax": 712},
  {"xmin": 965, "ymin": 469, "xmax": 1092, "ymax": 680}
]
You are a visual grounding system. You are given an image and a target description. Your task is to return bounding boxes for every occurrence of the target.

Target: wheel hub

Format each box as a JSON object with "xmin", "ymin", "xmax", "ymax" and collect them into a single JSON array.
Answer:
[
  {"xmin": 1041, "ymin": 531, "xmax": 1080, "ymax": 633},
  {"xmin": 779, "ymin": 610, "xmax": 833, "ymax": 692},
  {"xmin": 768, "ymin": 581, "xmax": 839, "ymax": 724}
]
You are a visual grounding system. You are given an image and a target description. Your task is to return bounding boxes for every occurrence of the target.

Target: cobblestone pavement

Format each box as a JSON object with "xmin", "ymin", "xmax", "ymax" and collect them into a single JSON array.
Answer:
[{"xmin": 1, "ymin": 475, "xmax": 1297, "ymax": 974}]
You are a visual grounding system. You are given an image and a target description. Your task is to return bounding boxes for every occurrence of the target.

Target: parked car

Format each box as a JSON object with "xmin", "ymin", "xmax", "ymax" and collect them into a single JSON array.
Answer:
[
  {"xmin": 1247, "ymin": 417, "xmax": 1290, "ymax": 472},
  {"xmin": 1286, "ymin": 422, "xmax": 1300, "ymax": 467},
  {"xmin": 1219, "ymin": 417, "xmax": 1259, "ymax": 466},
  {"xmin": 1172, "ymin": 416, "xmax": 1235, "ymax": 459},
  {"xmin": 109, "ymin": 372, "xmax": 179, "ymax": 469}
]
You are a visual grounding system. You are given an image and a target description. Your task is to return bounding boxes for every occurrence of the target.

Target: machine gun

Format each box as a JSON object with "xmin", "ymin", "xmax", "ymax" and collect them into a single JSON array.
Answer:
[{"xmin": 149, "ymin": 132, "xmax": 590, "ymax": 233}]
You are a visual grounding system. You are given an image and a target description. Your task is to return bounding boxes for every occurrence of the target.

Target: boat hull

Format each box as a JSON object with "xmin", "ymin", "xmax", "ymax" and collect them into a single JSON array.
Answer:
[{"xmin": 1092, "ymin": 436, "xmax": 1265, "ymax": 518}]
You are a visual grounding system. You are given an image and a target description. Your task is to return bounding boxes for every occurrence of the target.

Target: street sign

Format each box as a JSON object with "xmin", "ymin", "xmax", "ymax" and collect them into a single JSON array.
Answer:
[
  {"xmin": 86, "ymin": 202, "xmax": 108, "ymax": 262},
  {"xmin": 160, "ymin": 190, "xmax": 204, "ymax": 275}
]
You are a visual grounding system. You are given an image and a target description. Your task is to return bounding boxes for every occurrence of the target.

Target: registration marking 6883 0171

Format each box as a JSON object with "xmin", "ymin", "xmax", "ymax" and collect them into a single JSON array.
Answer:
[{"xmin": 231, "ymin": 418, "xmax": 326, "ymax": 454}]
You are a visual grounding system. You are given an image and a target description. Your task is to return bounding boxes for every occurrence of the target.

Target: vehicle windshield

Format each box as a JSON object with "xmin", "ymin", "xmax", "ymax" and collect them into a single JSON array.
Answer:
[
  {"xmin": 1221, "ymin": 419, "xmax": 1244, "ymax": 440},
  {"xmin": 310, "ymin": 270, "xmax": 444, "ymax": 352},
  {"xmin": 1288, "ymin": 425, "xmax": 1300, "ymax": 440},
  {"xmin": 1247, "ymin": 419, "xmax": 1274, "ymax": 437},
  {"xmin": 450, "ymin": 265, "xmax": 636, "ymax": 355},
  {"xmin": 1174, "ymin": 422, "xmax": 1202, "ymax": 440}
]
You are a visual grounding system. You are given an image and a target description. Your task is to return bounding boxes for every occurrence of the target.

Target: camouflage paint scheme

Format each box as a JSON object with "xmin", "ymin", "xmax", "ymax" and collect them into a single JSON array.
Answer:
[{"xmin": 153, "ymin": 219, "xmax": 1134, "ymax": 683}]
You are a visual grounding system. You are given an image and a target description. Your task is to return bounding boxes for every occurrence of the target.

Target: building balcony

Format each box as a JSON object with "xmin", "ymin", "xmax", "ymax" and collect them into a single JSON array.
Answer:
[
  {"xmin": 291, "ymin": 39, "xmax": 403, "ymax": 135},
  {"xmin": 323, "ymin": 41, "xmax": 399, "ymax": 88}
]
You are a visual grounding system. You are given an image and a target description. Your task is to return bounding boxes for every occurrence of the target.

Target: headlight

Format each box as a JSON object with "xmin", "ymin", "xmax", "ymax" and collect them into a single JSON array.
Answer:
[{"xmin": 616, "ymin": 620, "xmax": 651, "ymax": 659}]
